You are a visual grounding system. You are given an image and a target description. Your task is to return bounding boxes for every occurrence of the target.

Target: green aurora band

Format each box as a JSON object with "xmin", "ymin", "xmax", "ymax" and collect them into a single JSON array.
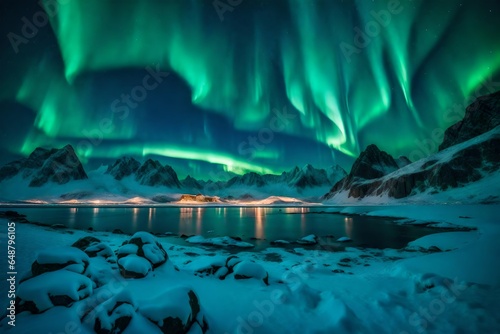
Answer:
[{"xmin": 3, "ymin": 0, "xmax": 500, "ymax": 176}]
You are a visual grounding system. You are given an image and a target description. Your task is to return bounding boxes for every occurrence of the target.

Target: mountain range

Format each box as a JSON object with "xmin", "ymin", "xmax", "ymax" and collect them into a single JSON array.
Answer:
[
  {"xmin": 0, "ymin": 146, "xmax": 346, "ymax": 201},
  {"xmin": 0, "ymin": 91, "xmax": 498, "ymax": 203}
]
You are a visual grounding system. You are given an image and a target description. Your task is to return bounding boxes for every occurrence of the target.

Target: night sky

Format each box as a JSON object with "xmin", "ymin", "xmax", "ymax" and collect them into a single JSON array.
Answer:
[{"xmin": 1, "ymin": 0, "xmax": 499, "ymax": 180}]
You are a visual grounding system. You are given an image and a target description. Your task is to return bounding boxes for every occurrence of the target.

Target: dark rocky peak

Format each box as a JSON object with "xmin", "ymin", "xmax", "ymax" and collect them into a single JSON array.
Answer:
[
  {"xmin": 135, "ymin": 159, "xmax": 181, "ymax": 188},
  {"xmin": 288, "ymin": 164, "xmax": 329, "ymax": 188},
  {"xmin": 226, "ymin": 172, "xmax": 267, "ymax": 187},
  {"xmin": 27, "ymin": 147, "xmax": 57, "ymax": 162},
  {"xmin": 439, "ymin": 90, "xmax": 500, "ymax": 151},
  {"xmin": 28, "ymin": 145, "xmax": 87, "ymax": 187},
  {"xmin": 138, "ymin": 159, "xmax": 162, "ymax": 172},
  {"xmin": 349, "ymin": 144, "xmax": 399, "ymax": 180},
  {"xmin": 181, "ymin": 175, "xmax": 203, "ymax": 190},
  {"xmin": 106, "ymin": 156, "xmax": 141, "ymax": 180}
]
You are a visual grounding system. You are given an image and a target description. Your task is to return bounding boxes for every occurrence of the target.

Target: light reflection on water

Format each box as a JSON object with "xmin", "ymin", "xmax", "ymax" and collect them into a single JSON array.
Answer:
[
  {"xmin": 344, "ymin": 217, "xmax": 353, "ymax": 238},
  {"xmin": 11, "ymin": 206, "xmax": 444, "ymax": 249}
]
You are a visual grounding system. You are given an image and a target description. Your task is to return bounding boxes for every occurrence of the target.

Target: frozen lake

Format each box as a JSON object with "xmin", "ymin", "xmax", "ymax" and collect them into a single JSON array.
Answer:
[{"xmin": 6, "ymin": 206, "xmax": 447, "ymax": 250}]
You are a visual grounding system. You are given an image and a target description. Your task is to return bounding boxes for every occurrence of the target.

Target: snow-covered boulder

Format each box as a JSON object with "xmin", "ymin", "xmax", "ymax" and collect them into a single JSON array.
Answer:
[
  {"xmin": 192, "ymin": 257, "xmax": 227, "ymax": 278},
  {"xmin": 124, "ymin": 232, "xmax": 168, "ymax": 267},
  {"xmin": 271, "ymin": 239, "xmax": 290, "ymax": 245},
  {"xmin": 116, "ymin": 232, "xmax": 168, "ymax": 278},
  {"xmin": 84, "ymin": 290, "xmax": 137, "ymax": 334},
  {"xmin": 118, "ymin": 254, "xmax": 152, "ymax": 279},
  {"xmin": 186, "ymin": 235, "xmax": 254, "ymax": 248},
  {"xmin": 337, "ymin": 237, "xmax": 352, "ymax": 243},
  {"xmin": 225, "ymin": 255, "xmax": 242, "ymax": 270},
  {"xmin": 139, "ymin": 287, "xmax": 209, "ymax": 333},
  {"xmin": 296, "ymin": 234, "xmax": 317, "ymax": 245},
  {"xmin": 17, "ymin": 271, "xmax": 93, "ymax": 313},
  {"xmin": 72, "ymin": 236, "xmax": 101, "ymax": 249},
  {"xmin": 117, "ymin": 244, "xmax": 139, "ymax": 257},
  {"xmin": 72, "ymin": 236, "xmax": 114, "ymax": 259},
  {"xmin": 191, "ymin": 255, "xmax": 269, "ymax": 285},
  {"xmin": 84, "ymin": 242, "xmax": 114, "ymax": 259},
  {"xmin": 31, "ymin": 246, "xmax": 90, "ymax": 277},
  {"xmin": 233, "ymin": 260, "xmax": 269, "ymax": 285}
]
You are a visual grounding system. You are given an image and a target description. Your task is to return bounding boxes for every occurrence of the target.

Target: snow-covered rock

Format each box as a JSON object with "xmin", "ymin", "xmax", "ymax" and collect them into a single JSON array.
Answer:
[
  {"xmin": 297, "ymin": 234, "xmax": 317, "ymax": 245},
  {"xmin": 117, "ymin": 232, "xmax": 168, "ymax": 278},
  {"xmin": 31, "ymin": 246, "xmax": 89, "ymax": 277},
  {"xmin": 271, "ymin": 239, "xmax": 290, "ymax": 245},
  {"xmin": 119, "ymin": 232, "xmax": 168, "ymax": 268},
  {"xmin": 233, "ymin": 260, "xmax": 269, "ymax": 285},
  {"xmin": 139, "ymin": 287, "xmax": 209, "ymax": 333},
  {"xmin": 17, "ymin": 271, "xmax": 93, "ymax": 313},
  {"xmin": 82, "ymin": 290, "xmax": 137, "ymax": 333},
  {"xmin": 337, "ymin": 237, "xmax": 352, "ymax": 242},
  {"xmin": 186, "ymin": 235, "xmax": 254, "ymax": 248},
  {"xmin": 118, "ymin": 255, "xmax": 152, "ymax": 279},
  {"xmin": 72, "ymin": 236, "xmax": 114, "ymax": 259}
]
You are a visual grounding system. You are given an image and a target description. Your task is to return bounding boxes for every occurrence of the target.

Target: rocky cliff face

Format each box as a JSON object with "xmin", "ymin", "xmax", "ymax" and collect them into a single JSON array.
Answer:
[
  {"xmin": 0, "ymin": 145, "xmax": 87, "ymax": 187},
  {"xmin": 325, "ymin": 91, "xmax": 500, "ymax": 200},
  {"xmin": 439, "ymin": 91, "xmax": 500, "ymax": 151}
]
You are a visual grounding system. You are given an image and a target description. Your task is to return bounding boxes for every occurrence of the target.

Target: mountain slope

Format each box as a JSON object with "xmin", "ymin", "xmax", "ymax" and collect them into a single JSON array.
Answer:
[
  {"xmin": 325, "ymin": 91, "xmax": 500, "ymax": 201},
  {"xmin": 439, "ymin": 90, "xmax": 500, "ymax": 150}
]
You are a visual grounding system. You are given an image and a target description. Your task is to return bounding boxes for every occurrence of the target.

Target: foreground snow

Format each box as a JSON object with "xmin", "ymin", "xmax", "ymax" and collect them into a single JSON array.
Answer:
[{"xmin": 0, "ymin": 204, "xmax": 499, "ymax": 333}]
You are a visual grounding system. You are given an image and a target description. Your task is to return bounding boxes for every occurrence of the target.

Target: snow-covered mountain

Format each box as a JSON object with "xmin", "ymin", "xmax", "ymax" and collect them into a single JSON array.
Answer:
[
  {"xmin": 106, "ymin": 156, "xmax": 141, "ymax": 180},
  {"xmin": 0, "ymin": 147, "xmax": 345, "ymax": 201},
  {"xmin": 286, "ymin": 164, "xmax": 334, "ymax": 188},
  {"xmin": 134, "ymin": 159, "xmax": 181, "ymax": 188},
  {"xmin": 105, "ymin": 157, "xmax": 181, "ymax": 188},
  {"xmin": 0, "ymin": 145, "xmax": 87, "ymax": 187},
  {"xmin": 222, "ymin": 164, "xmax": 346, "ymax": 190},
  {"xmin": 325, "ymin": 91, "xmax": 500, "ymax": 201},
  {"xmin": 181, "ymin": 175, "xmax": 204, "ymax": 192}
]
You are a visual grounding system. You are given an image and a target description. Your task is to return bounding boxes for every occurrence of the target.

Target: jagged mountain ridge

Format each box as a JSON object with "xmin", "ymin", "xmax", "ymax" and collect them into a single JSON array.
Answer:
[
  {"xmin": 0, "ymin": 145, "xmax": 87, "ymax": 187},
  {"xmin": 105, "ymin": 158, "xmax": 346, "ymax": 192},
  {"xmin": 223, "ymin": 164, "xmax": 346, "ymax": 190},
  {"xmin": 0, "ymin": 146, "xmax": 345, "ymax": 195},
  {"xmin": 325, "ymin": 91, "xmax": 500, "ymax": 200}
]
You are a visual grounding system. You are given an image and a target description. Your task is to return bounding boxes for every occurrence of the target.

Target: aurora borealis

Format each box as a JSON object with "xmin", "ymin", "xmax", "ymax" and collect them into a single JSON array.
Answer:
[{"xmin": 1, "ymin": 0, "xmax": 499, "ymax": 179}]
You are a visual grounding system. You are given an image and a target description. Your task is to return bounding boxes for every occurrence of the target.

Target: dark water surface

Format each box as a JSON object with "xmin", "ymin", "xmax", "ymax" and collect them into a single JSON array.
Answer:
[{"xmin": 6, "ymin": 206, "xmax": 446, "ymax": 250}]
